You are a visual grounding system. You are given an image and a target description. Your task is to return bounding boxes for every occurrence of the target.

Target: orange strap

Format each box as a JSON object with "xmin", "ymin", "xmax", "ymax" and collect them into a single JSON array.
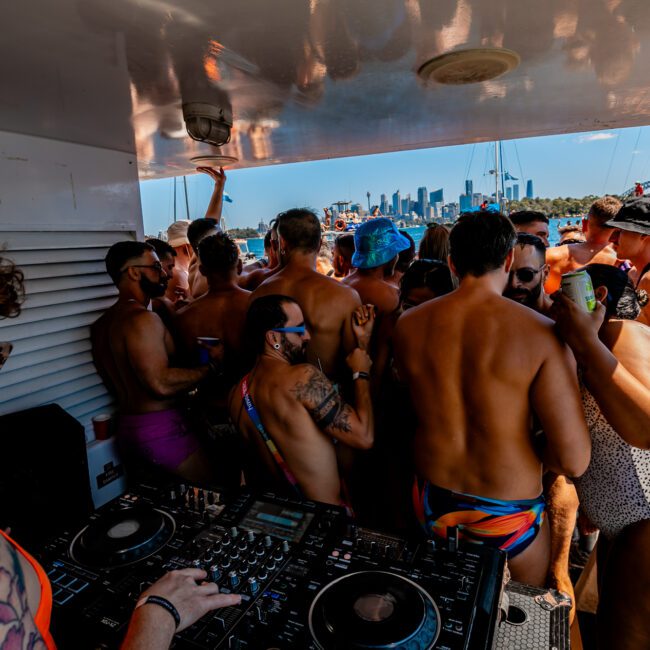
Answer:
[{"xmin": 0, "ymin": 529, "xmax": 56, "ymax": 649}]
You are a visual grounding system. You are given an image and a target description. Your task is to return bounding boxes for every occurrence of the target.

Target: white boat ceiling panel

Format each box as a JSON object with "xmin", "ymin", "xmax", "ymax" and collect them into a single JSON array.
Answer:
[{"xmin": 4, "ymin": 0, "xmax": 650, "ymax": 178}]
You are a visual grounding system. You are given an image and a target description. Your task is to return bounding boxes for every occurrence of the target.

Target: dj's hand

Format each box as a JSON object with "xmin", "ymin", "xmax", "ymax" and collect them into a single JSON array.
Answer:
[{"xmin": 140, "ymin": 569, "xmax": 241, "ymax": 632}]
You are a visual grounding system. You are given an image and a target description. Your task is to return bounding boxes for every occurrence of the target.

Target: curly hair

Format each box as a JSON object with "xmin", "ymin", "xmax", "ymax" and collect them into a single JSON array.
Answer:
[{"xmin": 0, "ymin": 256, "xmax": 25, "ymax": 319}]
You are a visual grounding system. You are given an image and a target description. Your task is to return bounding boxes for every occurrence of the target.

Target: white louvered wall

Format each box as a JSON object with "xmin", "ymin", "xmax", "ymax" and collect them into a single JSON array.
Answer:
[{"xmin": 0, "ymin": 130, "xmax": 144, "ymax": 441}]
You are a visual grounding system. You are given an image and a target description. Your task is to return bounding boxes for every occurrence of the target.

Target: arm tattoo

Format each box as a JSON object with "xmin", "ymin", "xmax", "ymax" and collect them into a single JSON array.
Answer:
[
  {"xmin": 0, "ymin": 538, "xmax": 46, "ymax": 650},
  {"xmin": 292, "ymin": 369, "xmax": 352, "ymax": 434}
]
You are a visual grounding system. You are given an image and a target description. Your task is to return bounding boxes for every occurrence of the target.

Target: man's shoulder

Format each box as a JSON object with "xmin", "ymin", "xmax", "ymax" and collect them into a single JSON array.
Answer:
[{"xmin": 546, "ymin": 245, "xmax": 570, "ymax": 265}]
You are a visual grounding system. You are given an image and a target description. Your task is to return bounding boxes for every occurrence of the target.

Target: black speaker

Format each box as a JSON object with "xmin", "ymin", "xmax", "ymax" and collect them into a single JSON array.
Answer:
[{"xmin": 0, "ymin": 404, "xmax": 93, "ymax": 548}]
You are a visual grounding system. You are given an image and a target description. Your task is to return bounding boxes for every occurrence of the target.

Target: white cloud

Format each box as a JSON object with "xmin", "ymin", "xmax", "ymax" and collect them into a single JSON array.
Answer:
[{"xmin": 577, "ymin": 133, "xmax": 617, "ymax": 143}]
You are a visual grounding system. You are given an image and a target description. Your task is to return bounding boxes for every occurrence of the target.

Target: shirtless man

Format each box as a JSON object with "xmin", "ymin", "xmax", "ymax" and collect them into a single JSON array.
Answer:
[
  {"xmin": 504, "ymin": 233, "xmax": 553, "ymax": 316},
  {"xmin": 187, "ymin": 218, "xmax": 221, "ymax": 298},
  {"xmin": 606, "ymin": 196, "xmax": 650, "ymax": 325},
  {"xmin": 239, "ymin": 222, "xmax": 280, "ymax": 290},
  {"xmin": 230, "ymin": 295, "xmax": 374, "ymax": 505},
  {"xmin": 251, "ymin": 209, "xmax": 362, "ymax": 380},
  {"xmin": 91, "ymin": 241, "xmax": 217, "ymax": 483},
  {"xmin": 509, "ymin": 210, "xmax": 550, "ymax": 247},
  {"xmin": 343, "ymin": 218, "xmax": 410, "ymax": 317},
  {"xmin": 175, "ymin": 233, "xmax": 250, "ymax": 400},
  {"xmin": 331, "ymin": 233, "xmax": 354, "ymax": 280},
  {"xmin": 503, "ymin": 232, "xmax": 579, "ymax": 614},
  {"xmin": 545, "ymin": 197, "xmax": 620, "ymax": 293},
  {"xmin": 393, "ymin": 211, "xmax": 590, "ymax": 586}
]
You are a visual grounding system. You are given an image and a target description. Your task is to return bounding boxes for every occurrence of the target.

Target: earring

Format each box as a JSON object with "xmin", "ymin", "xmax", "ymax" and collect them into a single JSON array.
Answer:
[{"xmin": 273, "ymin": 343, "xmax": 281, "ymax": 350}]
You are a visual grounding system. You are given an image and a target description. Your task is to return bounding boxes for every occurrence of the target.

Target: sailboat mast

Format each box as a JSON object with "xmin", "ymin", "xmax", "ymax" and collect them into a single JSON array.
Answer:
[
  {"xmin": 499, "ymin": 141, "xmax": 506, "ymax": 205},
  {"xmin": 494, "ymin": 142, "xmax": 499, "ymax": 202},
  {"xmin": 183, "ymin": 175, "xmax": 190, "ymax": 219},
  {"xmin": 173, "ymin": 177, "xmax": 177, "ymax": 222}
]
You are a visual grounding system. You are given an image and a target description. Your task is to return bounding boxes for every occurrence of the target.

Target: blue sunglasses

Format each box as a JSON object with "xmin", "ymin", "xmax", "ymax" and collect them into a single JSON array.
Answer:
[{"xmin": 271, "ymin": 326, "xmax": 306, "ymax": 334}]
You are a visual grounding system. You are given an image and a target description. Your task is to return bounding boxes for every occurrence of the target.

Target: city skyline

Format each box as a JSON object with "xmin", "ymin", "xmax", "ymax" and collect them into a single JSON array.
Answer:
[{"xmin": 140, "ymin": 125, "xmax": 650, "ymax": 233}]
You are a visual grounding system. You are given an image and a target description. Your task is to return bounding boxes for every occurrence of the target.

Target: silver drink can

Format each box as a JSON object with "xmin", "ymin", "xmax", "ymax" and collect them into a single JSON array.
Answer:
[{"xmin": 561, "ymin": 270, "xmax": 596, "ymax": 312}]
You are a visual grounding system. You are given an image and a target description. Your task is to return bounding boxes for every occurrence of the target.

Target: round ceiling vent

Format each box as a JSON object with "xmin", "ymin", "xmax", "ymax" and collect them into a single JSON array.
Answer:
[
  {"xmin": 189, "ymin": 155, "xmax": 239, "ymax": 167},
  {"xmin": 417, "ymin": 48, "xmax": 520, "ymax": 85}
]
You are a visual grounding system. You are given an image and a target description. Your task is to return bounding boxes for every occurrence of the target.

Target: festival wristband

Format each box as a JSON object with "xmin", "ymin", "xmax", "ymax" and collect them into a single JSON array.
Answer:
[
  {"xmin": 135, "ymin": 595, "xmax": 181, "ymax": 629},
  {"xmin": 352, "ymin": 371, "xmax": 370, "ymax": 381}
]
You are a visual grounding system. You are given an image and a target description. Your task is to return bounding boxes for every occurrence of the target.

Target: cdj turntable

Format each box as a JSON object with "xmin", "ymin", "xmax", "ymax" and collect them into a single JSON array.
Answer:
[{"xmin": 37, "ymin": 483, "xmax": 567, "ymax": 649}]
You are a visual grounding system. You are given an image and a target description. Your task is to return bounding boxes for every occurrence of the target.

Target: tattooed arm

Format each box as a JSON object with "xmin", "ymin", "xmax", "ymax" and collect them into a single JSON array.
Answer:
[
  {"xmin": 291, "ymin": 351, "xmax": 374, "ymax": 450},
  {"xmin": 0, "ymin": 535, "xmax": 46, "ymax": 650}
]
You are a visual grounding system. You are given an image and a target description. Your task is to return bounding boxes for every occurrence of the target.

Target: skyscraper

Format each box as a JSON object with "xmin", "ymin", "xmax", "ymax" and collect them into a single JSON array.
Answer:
[
  {"xmin": 417, "ymin": 187, "xmax": 429, "ymax": 217},
  {"xmin": 526, "ymin": 180, "xmax": 534, "ymax": 199},
  {"xmin": 513, "ymin": 184, "xmax": 520, "ymax": 201},
  {"xmin": 506, "ymin": 187, "xmax": 512, "ymax": 200},
  {"xmin": 380, "ymin": 193, "xmax": 389, "ymax": 215},
  {"xmin": 392, "ymin": 190, "xmax": 401, "ymax": 215},
  {"xmin": 401, "ymin": 198, "xmax": 410, "ymax": 215},
  {"xmin": 459, "ymin": 194, "xmax": 472, "ymax": 212},
  {"xmin": 429, "ymin": 189, "xmax": 444, "ymax": 205},
  {"xmin": 465, "ymin": 180, "xmax": 473, "ymax": 196}
]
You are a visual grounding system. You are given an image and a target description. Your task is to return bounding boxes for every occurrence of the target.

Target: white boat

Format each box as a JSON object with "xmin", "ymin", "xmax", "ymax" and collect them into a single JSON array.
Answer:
[{"xmin": 2, "ymin": 0, "xmax": 650, "ymax": 505}]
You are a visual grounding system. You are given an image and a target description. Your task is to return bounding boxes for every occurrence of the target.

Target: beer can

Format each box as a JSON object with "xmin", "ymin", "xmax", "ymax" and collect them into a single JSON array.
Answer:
[{"xmin": 561, "ymin": 270, "xmax": 596, "ymax": 312}]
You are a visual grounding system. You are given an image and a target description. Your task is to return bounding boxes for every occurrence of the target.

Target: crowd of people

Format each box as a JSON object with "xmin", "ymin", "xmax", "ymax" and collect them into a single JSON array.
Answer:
[{"xmin": 2, "ymin": 173, "xmax": 650, "ymax": 648}]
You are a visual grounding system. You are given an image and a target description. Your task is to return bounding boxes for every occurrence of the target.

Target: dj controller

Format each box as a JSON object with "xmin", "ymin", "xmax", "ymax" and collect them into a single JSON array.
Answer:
[{"xmin": 38, "ymin": 482, "xmax": 569, "ymax": 649}]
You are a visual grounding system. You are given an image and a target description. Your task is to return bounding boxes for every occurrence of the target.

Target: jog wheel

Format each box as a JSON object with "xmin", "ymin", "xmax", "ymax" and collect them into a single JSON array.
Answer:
[
  {"xmin": 69, "ymin": 505, "xmax": 175, "ymax": 569},
  {"xmin": 309, "ymin": 570, "xmax": 440, "ymax": 649}
]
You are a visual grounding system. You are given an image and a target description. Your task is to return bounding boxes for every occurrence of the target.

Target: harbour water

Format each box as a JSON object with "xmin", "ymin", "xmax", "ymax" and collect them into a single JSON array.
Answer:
[{"xmin": 245, "ymin": 217, "xmax": 581, "ymax": 259}]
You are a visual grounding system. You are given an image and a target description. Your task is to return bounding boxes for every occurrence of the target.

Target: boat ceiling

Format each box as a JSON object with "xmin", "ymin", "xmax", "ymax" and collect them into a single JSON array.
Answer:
[{"xmin": 4, "ymin": 0, "xmax": 650, "ymax": 179}]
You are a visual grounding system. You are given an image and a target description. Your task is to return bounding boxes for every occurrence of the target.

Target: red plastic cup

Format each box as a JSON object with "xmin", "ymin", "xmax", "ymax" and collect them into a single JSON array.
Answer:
[{"xmin": 92, "ymin": 414, "xmax": 112, "ymax": 440}]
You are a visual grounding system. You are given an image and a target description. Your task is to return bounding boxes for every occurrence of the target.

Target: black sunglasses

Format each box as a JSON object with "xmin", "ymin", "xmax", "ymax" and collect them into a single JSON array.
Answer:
[
  {"xmin": 510, "ymin": 267, "xmax": 543, "ymax": 283},
  {"xmin": 120, "ymin": 262, "xmax": 164, "ymax": 274}
]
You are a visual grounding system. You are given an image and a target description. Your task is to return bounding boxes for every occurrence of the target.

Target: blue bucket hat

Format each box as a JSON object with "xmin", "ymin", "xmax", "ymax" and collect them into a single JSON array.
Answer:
[{"xmin": 352, "ymin": 218, "xmax": 411, "ymax": 269}]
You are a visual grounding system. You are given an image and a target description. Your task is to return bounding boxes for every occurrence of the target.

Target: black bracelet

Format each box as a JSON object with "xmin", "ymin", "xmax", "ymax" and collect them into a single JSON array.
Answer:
[{"xmin": 137, "ymin": 595, "xmax": 181, "ymax": 629}]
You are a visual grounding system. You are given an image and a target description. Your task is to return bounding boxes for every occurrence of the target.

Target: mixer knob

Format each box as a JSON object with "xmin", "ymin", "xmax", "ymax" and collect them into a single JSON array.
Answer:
[
  {"xmin": 255, "ymin": 546, "xmax": 265, "ymax": 556},
  {"xmin": 281, "ymin": 540, "xmax": 290, "ymax": 553},
  {"xmin": 203, "ymin": 553, "xmax": 214, "ymax": 565},
  {"xmin": 384, "ymin": 544, "xmax": 392, "ymax": 558},
  {"xmin": 247, "ymin": 556, "xmax": 258, "ymax": 567},
  {"xmin": 229, "ymin": 550, "xmax": 240, "ymax": 560},
  {"xmin": 264, "ymin": 560, "xmax": 276, "ymax": 572},
  {"xmin": 230, "ymin": 527, "xmax": 239, "ymax": 538},
  {"xmin": 369, "ymin": 541, "xmax": 377, "ymax": 555},
  {"xmin": 426, "ymin": 539, "xmax": 436, "ymax": 554},
  {"xmin": 257, "ymin": 569, "xmax": 269, "ymax": 581},
  {"xmin": 273, "ymin": 550, "xmax": 284, "ymax": 562},
  {"xmin": 221, "ymin": 558, "xmax": 231, "ymax": 570},
  {"xmin": 228, "ymin": 571, "xmax": 240, "ymax": 589},
  {"xmin": 221, "ymin": 536, "xmax": 231, "ymax": 547},
  {"xmin": 238, "ymin": 539, "xmax": 248, "ymax": 551},
  {"xmin": 247, "ymin": 576, "xmax": 260, "ymax": 596},
  {"xmin": 246, "ymin": 531, "xmax": 256, "ymax": 543},
  {"xmin": 209, "ymin": 564, "xmax": 222, "ymax": 582},
  {"xmin": 192, "ymin": 559, "xmax": 203, "ymax": 570},
  {"xmin": 263, "ymin": 535, "xmax": 273, "ymax": 548},
  {"xmin": 239, "ymin": 565, "xmax": 249, "ymax": 577}
]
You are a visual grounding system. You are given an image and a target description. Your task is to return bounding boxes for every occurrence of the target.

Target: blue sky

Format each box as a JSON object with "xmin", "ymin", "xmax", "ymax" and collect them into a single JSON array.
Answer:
[{"xmin": 141, "ymin": 125, "xmax": 650, "ymax": 234}]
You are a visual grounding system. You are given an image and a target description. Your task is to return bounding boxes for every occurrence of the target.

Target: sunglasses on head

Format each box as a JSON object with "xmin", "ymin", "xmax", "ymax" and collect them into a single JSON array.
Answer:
[{"xmin": 511, "ymin": 267, "xmax": 543, "ymax": 283}]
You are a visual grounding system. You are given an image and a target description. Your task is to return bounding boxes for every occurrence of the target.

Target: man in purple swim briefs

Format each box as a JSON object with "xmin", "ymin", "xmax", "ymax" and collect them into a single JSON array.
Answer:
[{"xmin": 92, "ymin": 241, "xmax": 219, "ymax": 483}]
